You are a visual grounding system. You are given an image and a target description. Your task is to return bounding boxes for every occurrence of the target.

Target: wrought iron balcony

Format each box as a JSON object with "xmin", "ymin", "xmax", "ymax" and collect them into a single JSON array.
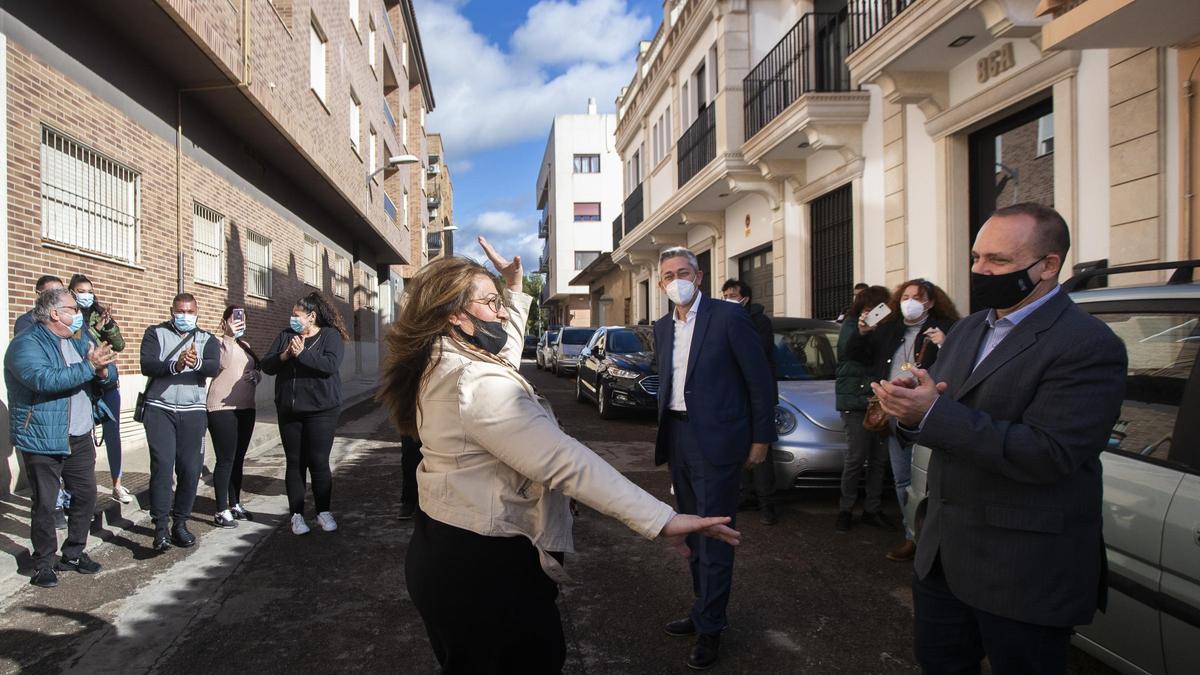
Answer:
[
  {"xmin": 538, "ymin": 255, "xmax": 550, "ymax": 273},
  {"xmin": 623, "ymin": 182, "xmax": 644, "ymax": 233},
  {"xmin": 678, "ymin": 103, "xmax": 716, "ymax": 188},
  {"xmin": 848, "ymin": 0, "xmax": 917, "ymax": 52},
  {"xmin": 538, "ymin": 212, "xmax": 549, "ymax": 239},
  {"xmin": 743, "ymin": 12, "xmax": 854, "ymax": 140},
  {"xmin": 612, "ymin": 214, "xmax": 624, "ymax": 250}
]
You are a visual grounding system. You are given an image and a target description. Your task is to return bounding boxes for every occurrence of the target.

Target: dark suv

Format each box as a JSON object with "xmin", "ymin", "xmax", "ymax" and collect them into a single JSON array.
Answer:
[{"xmin": 574, "ymin": 326, "xmax": 657, "ymax": 419}]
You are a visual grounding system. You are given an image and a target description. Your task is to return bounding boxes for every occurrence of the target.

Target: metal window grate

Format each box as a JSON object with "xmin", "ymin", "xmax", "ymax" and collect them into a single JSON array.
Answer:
[
  {"xmin": 247, "ymin": 229, "xmax": 273, "ymax": 298},
  {"xmin": 192, "ymin": 202, "xmax": 225, "ymax": 286},
  {"xmin": 362, "ymin": 268, "xmax": 378, "ymax": 309},
  {"xmin": 334, "ymin": 255, "xmax": 350, "ymax": 298},
  {"xmin": 810, "ymin": 184, "xmax": 854, "ymax": 321},
  {"xmin": 303, "ymin": 237, "xmax": 321, "ymax": 287},
  {"xmin": 677, "ymin": 103, "xmax": 716, "ymax": 187},
  {"xmin": 40, "ymin": 127, "xmax": 141, "ymax": 263}
]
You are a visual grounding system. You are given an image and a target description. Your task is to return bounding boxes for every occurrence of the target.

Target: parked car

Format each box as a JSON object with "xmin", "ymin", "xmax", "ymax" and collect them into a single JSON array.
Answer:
[
  {"xmin": 522, "ymin": 335, "xmax": 539, "ymax": 359},
  {"xmin": 550, "ymin": 327, "xmax": 597, "ymax": 376},
  {"xmin": 575, "ymin": 326, "xmax": 657, "ymax": 418},
  {"xmin": 768, "ymin": 318, "xmax": 846, "ymax": 491},
  {"xmin": 535, "ymin": 329, "xmax": 558, "ymax": 370},
  {"xmin": 902, "ymin": 260, "xmax": 1200, "ymax": 674}
]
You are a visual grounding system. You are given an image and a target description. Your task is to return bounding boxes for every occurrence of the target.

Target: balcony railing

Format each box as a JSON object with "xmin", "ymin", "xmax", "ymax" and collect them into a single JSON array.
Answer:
[
  {"xmin": 612, "ymin": 214, "xmax": 624, "ymax": 250},
  {"xmin": 848, "ymin": 0, "xmax": 917, "ymax": 51},
  {"xmin": 538, "ymin": 255, "xmax": 550, "ymax": 273},
  {"xmin": 678, "ymin": 103, "xmax": 716, "ymax": 188},
  {"xmin": 623, "ymin": 182, "xmax": 644, "ymax": 233},
  {"xmin": 538, "ymin": 213, "xmax": 549, "ymax": 239},
  {"xmin": 743, "ymin": 12, "xmax": 853, "ymax": 140}
]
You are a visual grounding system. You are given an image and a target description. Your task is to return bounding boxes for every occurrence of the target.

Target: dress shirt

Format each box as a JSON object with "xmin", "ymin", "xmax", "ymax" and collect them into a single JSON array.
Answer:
[
  {"xmin": 907, "ymin": 285, "xmax": 1061, "ymax": 433},
  {"xmin": 669, "ymin": 293, "xmax": 702, "ymax": 412}
]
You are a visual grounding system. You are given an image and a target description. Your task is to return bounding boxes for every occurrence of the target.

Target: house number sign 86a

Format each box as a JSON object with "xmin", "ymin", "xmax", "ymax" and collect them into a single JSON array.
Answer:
[{"xmin": 977, "ymin": 42, "xmax": 1015, "ymax": 84}]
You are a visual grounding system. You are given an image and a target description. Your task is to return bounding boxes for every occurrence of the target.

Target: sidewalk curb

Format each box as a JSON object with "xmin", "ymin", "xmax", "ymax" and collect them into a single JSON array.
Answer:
[{"xmin": 0, "ymin": 387, "xmax": 378, "ymax": 605}]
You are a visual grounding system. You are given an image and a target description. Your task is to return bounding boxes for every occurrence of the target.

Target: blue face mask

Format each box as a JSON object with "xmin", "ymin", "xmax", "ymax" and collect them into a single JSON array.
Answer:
[
  {"xmin": 289, "ymin": 316, "xmax": 306, "ymax": 333},
  {"xmin": 66, "ymin": 311, "xmax": 84, "ymax": 333},
  {"xmin": 173, "ymin": 313, "xmax": 198, "ymax": 332},
  {"xmin": 233, "ymin": 329, "xmax": 245, "ymax": 339},
  {"xmin": 75, "ymin": 293, "xmax": 95, "ymax": 309}
]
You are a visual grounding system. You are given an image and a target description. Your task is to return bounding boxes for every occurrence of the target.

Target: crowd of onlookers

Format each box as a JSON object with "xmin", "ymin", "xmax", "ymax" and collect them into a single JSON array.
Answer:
[{"xmin": 6, "ymin": 273, "xmax": 349, "ymax": 588}]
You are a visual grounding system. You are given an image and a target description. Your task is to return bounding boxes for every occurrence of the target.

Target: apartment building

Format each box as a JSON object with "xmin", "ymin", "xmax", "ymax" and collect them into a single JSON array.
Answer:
[
  {"xmin": 535, "ymin": 99, "xmax": 623, "ymax": 327},
  {"xmin": 606, "ymin": 0, "xmax": 1198, "ymax": 324},
  {"xmin": 425, "ymin": 133, "xmax": 455, "ymax": 262},
  {"xmin": 0, "ymin": 0, "xmax": 433, "ymax": 493}
]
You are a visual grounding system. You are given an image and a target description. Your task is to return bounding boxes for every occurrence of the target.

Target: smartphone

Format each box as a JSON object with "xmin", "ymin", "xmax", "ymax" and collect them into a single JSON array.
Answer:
[
  {"xmin": 232, "ymin": 308, "xmax": 246, "ymax": 323},
  {"xmin": 864, "ymin": 302, "xmax": 891, "ymax": 327}
]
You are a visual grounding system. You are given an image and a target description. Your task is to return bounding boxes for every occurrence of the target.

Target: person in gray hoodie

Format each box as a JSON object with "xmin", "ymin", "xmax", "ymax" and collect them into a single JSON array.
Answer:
[{"xmin": 139, "ymin": 293, "xmax": 219, "ymax": 552}]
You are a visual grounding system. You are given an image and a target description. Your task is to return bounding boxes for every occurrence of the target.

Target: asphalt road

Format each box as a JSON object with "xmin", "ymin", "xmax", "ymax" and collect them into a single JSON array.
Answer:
[{"xmin": 0, "ymin": 360, "xmax": 1117, "ymax": 674}]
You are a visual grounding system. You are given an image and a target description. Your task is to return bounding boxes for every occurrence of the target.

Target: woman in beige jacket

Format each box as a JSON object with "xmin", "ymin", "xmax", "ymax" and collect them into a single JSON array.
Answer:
[{"xmin": 379, "ymin": 237, "xmax": 738, "ymax": 674}]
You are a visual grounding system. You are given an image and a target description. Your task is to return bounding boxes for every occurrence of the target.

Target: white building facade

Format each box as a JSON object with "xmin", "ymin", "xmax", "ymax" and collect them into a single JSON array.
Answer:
[
  {"xmin": 536, "ymin": 99, "xmax": 624, "ymax": 326},
  {"xmin": 609, "ymin": 0, "xmax": 1199, "ymax": 322}
]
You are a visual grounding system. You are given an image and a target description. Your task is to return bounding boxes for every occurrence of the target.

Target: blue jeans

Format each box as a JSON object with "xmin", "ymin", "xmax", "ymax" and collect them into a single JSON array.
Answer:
[{"xmin": 887, "ymin": 433, "xmax": 913, "ymax": 540}]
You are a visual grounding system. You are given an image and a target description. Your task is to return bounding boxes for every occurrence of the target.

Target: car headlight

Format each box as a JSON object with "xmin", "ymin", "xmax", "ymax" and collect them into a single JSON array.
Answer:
[
  {"xmin": 775, "ymin": 405, "xmax": 797, "ymax": 436},
  {"xmin": 606, "ymin": 366, "xmax": 641, "ymax": 379}
]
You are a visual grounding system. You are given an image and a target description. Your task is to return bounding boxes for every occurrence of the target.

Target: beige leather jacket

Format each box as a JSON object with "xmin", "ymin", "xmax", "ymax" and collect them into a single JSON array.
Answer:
[{"xmin": 416, "ymin": 292, "xmax": 675, "ymax": 582}]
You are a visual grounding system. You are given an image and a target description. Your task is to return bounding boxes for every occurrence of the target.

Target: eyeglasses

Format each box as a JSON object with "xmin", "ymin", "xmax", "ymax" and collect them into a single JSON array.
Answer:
[
  {"xmin": 54, "ymin": 305, "xmax": 80, "ymax": 314},
  {"xmin": 470, "ymin": 294, "xmax": 505, "ymax": 314}
]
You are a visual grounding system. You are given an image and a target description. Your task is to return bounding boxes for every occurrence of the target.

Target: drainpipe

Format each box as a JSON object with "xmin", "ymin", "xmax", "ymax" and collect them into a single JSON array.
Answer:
[{"xmin": 174, "ymin": 0, "xmax": 254, "ymax": 293}]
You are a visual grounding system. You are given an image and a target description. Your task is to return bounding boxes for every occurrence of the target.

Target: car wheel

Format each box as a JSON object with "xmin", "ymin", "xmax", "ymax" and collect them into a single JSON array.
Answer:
[
  {"xmin": 598, "ymin": 383, "xmax": 619, "ymax": 420},
  {"xmin": 575, "ymin": 376, "xmax": 588, "ymax": 403}
]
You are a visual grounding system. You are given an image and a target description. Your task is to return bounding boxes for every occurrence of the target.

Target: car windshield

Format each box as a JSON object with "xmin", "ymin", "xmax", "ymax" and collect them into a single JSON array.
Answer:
[
  {"xmin": 607, "ymin": 329, "xmax": 653, "ymax": 354},
  {"xmin": 773, "ymin": 326, "xmax": 840, "ymax": 381},
  {"xmin": 561, "ymin": 329, "xmax": 596, "ymax": 345},
  {"xmin": 546, "ymin": 331, "xmax": 559, "ymax": 343}
]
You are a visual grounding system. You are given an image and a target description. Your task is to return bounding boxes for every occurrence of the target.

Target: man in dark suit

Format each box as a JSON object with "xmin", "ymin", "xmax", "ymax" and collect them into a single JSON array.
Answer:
[
  {"xmin": 873, "ymin": 202, "xmax": 1127, "ymax": 674},
  {"xmin": 653, "ymin": 247, "xmax": 776, "ymax": 670}
]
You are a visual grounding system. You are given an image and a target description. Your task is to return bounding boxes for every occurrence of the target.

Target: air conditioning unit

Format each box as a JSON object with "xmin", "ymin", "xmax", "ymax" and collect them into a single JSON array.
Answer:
[{"xmin": 427, "ymin": 164, "xmax": 441, "ymax": 176}]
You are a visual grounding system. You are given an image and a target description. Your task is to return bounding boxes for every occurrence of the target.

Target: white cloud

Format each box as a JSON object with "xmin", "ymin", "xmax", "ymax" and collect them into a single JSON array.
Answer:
[
  {"xmin": 456, "ymin": 212, "xmax": 544, "ymax": 277},
  {"xmin": 512, "ymin": 0, "xmax": 653, "ymax": 66},
  {"xmin": 416, "ymin": 0, "xmax": 650, "ymax": 157},
  {"xmin": 475, "ymin": 210, "xmax": 529, "ymax": 234}
]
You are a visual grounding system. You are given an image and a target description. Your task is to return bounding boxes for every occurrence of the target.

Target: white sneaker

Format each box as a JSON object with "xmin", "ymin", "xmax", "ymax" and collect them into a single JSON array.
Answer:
[
  {"xmin": 290, "ymin": 514, "xmax": 310, "ymax": 535},
  {"xmin": 316, "ymin": 511, "xmax": 338, "ymax": 532},
  {"xmin": 112, "ymin": 485, "xmax": 132, "ymax": 504}
]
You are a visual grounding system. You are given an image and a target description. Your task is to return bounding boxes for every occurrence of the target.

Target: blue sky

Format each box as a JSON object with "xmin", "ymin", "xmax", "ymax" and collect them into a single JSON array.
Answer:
[{"xmin": 414, "ymin": 0, "xmax": 662, "ymax": 271}]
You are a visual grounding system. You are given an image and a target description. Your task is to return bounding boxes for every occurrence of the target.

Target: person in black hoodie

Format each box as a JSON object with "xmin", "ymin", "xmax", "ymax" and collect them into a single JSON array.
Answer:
[
  {"xmin": 845, "ymin": 278, "xmax": 959, "ymax": 561},
  {"xmin": 720, "ymin": 279, "xmax": 779, "ymax": 525},
  {"xmin": 261, "ymin": 292, "xmax": 347, "ymax": 536}
]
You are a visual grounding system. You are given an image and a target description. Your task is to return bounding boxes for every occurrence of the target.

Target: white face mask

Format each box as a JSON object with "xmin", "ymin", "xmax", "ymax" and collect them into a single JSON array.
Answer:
[
  {"xmin": 901, "ymin": 298, "xmax": 928, "ymax": 322},
  {"xmin": 723, "ymin": 298, "xmax": 742, "ymax": 304},
  {"xmin": 665, "ymin": 279, "xmax": 698, "ymax": 306}
]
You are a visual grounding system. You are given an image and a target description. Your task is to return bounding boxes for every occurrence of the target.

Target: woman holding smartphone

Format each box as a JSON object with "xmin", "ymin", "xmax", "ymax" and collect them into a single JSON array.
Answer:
[
  {"xmin": 846, "ymin": 278, "xmax": 959, "ymax": 561},
  {"xmin": 206, "ymin": 305, "xmax": 261, "ymax": 527},
  {"xmin": 261, "ymin": 292, "xmax": 347, "ymax": 535},
  {"xmin": 69, "ymin": 274, "xmax": 130, "ymax": 503}
]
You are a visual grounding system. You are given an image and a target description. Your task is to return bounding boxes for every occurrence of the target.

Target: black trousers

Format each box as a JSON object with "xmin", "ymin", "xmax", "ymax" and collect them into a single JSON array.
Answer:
[
  {"xmin": 406, "ymin": 512, "xmax": 565, "ymax": 674},
  {"xmin": 400, "ymin": 435, "xmax": 423, "ymax": 506},
  {"xmin": 913, "ymin": 557, "xmax": 1072, "ymax": 674},
  {"xmin": 838, "ymin": 410, "xmax": 888, "ymax": 513},
  {"xmin": 278, "ymin": 407, "xmax": 338, "ymax": 515},
  {"xmin": 144, "ymin": 406, "xmax": 207, "ymax": 534},
  {"xmin": 207, "ymin": 409, "xmax": 256, "ymax": 511},
  {"xmin": 667, "ymin": 416, "xmax": 742, "ymax": 635},
  {"xmin": 23, "ymin": 436, "xmax": 97, "ymax": 571}
]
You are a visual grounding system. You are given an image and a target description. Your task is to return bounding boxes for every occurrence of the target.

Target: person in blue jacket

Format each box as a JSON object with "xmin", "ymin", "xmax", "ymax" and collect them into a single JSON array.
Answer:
[{"xmin": 5, "ymin": 288, "xmax": 117, "ymax": 588}]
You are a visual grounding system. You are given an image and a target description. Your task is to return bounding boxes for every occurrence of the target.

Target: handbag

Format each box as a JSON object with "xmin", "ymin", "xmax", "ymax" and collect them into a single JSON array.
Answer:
[
  {"xmin": 134, "ymin": 332, "xmax": 196, "ymax": 424},
  {"xmin": 862, "ymin": 333, "xmax": 935, "ymax": 434}
]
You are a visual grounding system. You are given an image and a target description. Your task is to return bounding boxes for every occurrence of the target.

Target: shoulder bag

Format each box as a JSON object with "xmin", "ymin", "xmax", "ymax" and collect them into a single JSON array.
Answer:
[{"xmin": 134, "ymin": 331, "xmax": 196, "ymax": 423}]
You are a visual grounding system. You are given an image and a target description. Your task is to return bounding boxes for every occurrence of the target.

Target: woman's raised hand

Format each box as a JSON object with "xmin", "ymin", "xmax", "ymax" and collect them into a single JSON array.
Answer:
[
  {"xmin": 658, "ymin": 514, "xmax": 741, "ymax": 558},
  {"xmin": 478, "ymin": 236, "xmax": 523, "ymax": 289}
]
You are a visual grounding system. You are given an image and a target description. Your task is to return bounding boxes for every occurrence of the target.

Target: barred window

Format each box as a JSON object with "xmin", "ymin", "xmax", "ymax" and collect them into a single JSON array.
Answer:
[
  {"xmin": 303, "ymin": 236, "xmax": 321, "ymax": 287},
  {"xmin": 361, "ymin": 267, "xmax": 378, "ymax": 309},
  {"xmin": 40, "ymin": 127, "xmax": 140, "ymax": 263},
  {"xmin": 333, "ymin": 255, "xmax": 350, "ymax": 298},
  {"xmin": 246, "ymin": 230, "xmax": 272, "ymax": 298},
  {"xmin": 192, "ymin": 202, "xmax": 225, "ymax": 286}
]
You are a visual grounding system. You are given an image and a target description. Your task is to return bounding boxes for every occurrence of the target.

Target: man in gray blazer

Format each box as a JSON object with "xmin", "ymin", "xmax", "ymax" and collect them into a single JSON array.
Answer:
[{"xmin": 873, "ymin": 202, "xmax": 1127, "ymax": 674}]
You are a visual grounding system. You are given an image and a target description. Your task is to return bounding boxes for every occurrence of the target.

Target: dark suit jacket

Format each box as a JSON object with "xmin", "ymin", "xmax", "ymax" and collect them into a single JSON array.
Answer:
[
  {"xmin": 915, "ymin": 289, "xmax": 1127, "ymax": 628},
  {"xmin": 845, "ymin": 314, "xmax": 956, "ymax": 380},
  {"xmin": 653, "ymin": 295, "xmax": 777, "ymax": 467}
]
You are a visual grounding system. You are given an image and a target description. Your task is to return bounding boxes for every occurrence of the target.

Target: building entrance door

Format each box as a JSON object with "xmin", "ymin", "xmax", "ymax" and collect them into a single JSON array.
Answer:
[
  {"xmin": 697, "ymin": 249, "xmax": 712, "ymax": 299},
  {"xmin": 968, "ymin": 96, "xmax": 1054, "ymax": 309},
  {"xmin": 738, "ymin": 247, "xmax": 774, "ymax": 316}
]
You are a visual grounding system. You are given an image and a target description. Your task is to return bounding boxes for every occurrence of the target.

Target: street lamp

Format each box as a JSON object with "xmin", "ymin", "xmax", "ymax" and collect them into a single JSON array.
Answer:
[{"xmin": 368, "ymin": 153, "xmax": 420, "ymax": 181}]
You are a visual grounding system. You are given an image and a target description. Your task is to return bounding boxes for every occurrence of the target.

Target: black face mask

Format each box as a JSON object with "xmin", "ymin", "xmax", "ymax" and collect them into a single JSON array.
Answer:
[
  {"xmin": 458, "ymin": 316, "xmax": 507, "ymax": 356},
  {"xmin": 970, "ymin": 256, "xmax": 1045, "ymax": 311}
]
